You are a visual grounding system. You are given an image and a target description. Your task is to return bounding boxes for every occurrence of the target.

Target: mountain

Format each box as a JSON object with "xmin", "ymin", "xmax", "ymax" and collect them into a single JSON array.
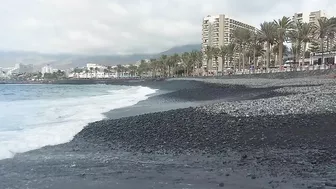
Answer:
[
  {"xmin": 0, "ymin": 44, "xmax": 202, "ymax": 69},
  {"xmin": 158, "ymin": 44, "xmax": 201, "ymax": 55}
]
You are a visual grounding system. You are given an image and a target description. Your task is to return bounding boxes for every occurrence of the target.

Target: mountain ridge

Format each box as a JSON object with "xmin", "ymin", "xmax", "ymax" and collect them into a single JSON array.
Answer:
[{"xmin": 0, "ymin": 44, "xmax": 201, "ymax": 70}]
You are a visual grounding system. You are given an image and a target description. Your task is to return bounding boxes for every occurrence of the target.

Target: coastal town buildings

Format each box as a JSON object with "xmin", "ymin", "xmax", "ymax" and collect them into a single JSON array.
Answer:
[
  {"xmin": 7, "ymin": 63, "xmax": 34, "ymax": 75},
  {"xmin": 201, "ymin": 14, "xmax": 258, "ymax": 75},
  {"xmin": 0, "ymin": 68, "xmax": 7, "ymax": 78}
]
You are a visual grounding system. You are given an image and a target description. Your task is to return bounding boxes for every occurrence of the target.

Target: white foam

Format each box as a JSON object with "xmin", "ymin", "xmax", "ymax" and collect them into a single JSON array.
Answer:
[{"xmin": 0, "ymin": 86, "xmax": 156, "ymax": 160}]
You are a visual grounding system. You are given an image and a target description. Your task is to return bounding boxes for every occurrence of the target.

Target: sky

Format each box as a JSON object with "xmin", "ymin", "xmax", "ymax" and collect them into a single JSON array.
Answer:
[{"xmin": 0, "ymin": 0, "xmax": 335, "ymax": 55}]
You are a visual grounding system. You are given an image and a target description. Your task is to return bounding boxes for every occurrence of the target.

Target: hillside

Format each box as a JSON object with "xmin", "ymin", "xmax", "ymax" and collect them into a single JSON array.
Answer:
[{"xmin": 0, "ymin": 44, "xmax": 202, "ymax": 69}]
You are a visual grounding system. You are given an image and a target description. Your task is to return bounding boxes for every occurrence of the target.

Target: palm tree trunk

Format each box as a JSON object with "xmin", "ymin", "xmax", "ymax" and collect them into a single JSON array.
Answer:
[
  {"xmin": 238, "ymin": 54, "xmax": 241, "ymax": 72},
  {"xmin": 248, "ymin": 56, "xmax": 251, "ymax": 74},
  {"xmin": 206, "ymin": 59, "xmax": 209, "ymax": 76},
  {"xmin": 242, "ymin": 51, "xmax": 245, "ymax": 74},
  {"xmin": 253, "ymin": 49, "xmax": 256, "ymax": 68},
  {"xmin": 221, "ymin": 56, "xmax": 225, "ymax": 76},
  {"xmin": 301, "ymin": 42, "xmax": 307, "ymax": 68},
  {"xmin": 266, "ymin": 42, "xmax": 270, "ymax": 72},
  {"xmin": 296, "ymin": 45, "xmax": 300, "ymax": 69},
  {"xmin": 321, "ymin": 38, "xmax": 324, "ymax": 64},
  {"xmin": 278, "ymin": 40, "xmax": 283, "ymax": 67}
]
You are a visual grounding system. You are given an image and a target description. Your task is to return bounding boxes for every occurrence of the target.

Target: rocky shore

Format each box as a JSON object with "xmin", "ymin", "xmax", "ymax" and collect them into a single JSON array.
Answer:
[{"xmin": 1, "ymin": 77, "xmax": 336, "ymax": 189}]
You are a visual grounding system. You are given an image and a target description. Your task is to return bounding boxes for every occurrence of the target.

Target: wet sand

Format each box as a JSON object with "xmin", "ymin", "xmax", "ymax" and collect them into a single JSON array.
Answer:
[{"xmin": 1, "ymin": 78, "xmax": 336, "ymax": 189}]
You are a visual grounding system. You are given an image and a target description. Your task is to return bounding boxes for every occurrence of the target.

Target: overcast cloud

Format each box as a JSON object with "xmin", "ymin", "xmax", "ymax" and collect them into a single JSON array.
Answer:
[{"xmin": 0, "ymin": 0, "xmax": 335, "ymax": 54}]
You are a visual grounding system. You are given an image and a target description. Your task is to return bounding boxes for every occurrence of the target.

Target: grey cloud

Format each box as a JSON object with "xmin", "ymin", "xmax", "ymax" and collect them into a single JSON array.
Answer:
[{"xmin": 0, "ymin": 0, "xmax": 334, "ymax": 54}]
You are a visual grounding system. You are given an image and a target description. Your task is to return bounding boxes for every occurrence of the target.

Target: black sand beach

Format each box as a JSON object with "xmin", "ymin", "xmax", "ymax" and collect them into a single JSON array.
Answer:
[{"xmin": 1, "ymin": 75, "xmax": 336, "ymax": 189}]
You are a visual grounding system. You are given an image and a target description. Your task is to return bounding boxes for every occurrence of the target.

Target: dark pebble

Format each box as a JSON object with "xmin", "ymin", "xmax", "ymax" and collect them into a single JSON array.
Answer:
[
  {"xmin": 79, "ymin": 173, "xmax": 86, "ymax": 178},
  {"xmin": 219, "ymin": 182, "xmax": 224, "ymax": 187},
  {"xmin": 325, "ymin": 182, "xmax": 336, "ymax": 187}
]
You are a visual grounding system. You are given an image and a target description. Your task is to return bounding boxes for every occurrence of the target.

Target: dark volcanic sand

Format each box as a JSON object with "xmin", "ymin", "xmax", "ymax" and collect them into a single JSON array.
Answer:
[{"xmin": 1, "ymin": 79, "xmax": 336, "ymax": 189}]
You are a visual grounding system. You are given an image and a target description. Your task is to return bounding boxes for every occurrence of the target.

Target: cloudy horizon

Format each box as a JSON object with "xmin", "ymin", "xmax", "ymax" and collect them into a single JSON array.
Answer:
[{"xmin": 0, "ymin": 0, "xmax": 335, "ymax": 55}]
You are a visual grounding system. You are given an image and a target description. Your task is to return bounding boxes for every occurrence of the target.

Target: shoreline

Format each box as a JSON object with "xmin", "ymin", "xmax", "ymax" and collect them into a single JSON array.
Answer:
[
  {"xmin": 1, "ymin": 77, "xmax": 336, "ymax": 189},
  {"xmin": 1, "ymin": 68, "xmax": 335, "ymax": 85}
]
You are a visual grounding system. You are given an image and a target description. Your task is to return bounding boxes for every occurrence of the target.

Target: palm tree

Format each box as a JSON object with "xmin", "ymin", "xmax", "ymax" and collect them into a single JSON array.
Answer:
[
  {"xmin": 300, "ymin": 22, "xmax": 315, "ymax": 66},
  {"xmin": 159, "ymin": 55, "xmax": 168, "ymax": 77},
  {"xmin": 116, "ymin": 64, "xmax": 123, "ymax": 77},
  {"xmin": 128, "ymin": 65, "xmax": 138, "ymax": 77},
  {"xmin": 89, "ymin": 67, "xmax": 94, "ymax": 78},
  {"xmin": 138, "ymin": 60, "xmax": 149, "ymax": 77},
  {"xmin": 326, "ymin": 17, "xmax": 336, "ymax": 51},
  {"xmin": 233, "ymin": 28, "xmax": 251, "ymax": 73},
  {"xmin": 107, "ymin": 66, "xmax": 112, "ymax": 77},
  {"xmin": 227, "ymin": 43, "xmax": 236, "ymax": 69},
  {"xmin": 260, "ymin": 21, "xmax": 277, "ymax": 70},
  {"xmin": 94, "ymin": 67, "xmax": 99, "ymax": 78},
  {"xmin": 288, "ymin": 21, "xmax": 302, "ymax": 67},
  {"xmin": 149, "ymin": 59, "xmax": 158, "ymax": 77},
  {"xmin": 103, "ymin": 69, "xmax": 109, "ymax": 78},
  {"xmin": 274, "ymin": 16, "xmax": 293, "ymax": 66},
  {"xmin": 85, "ymin": 69, "xmax": 89, "ymax": 78},
  {"xmin": 181, "ymin": 52, "xmax": 191, "ymax": 76},
  {"xmin": 232, "ymin": 28, "xmax": 243, "ymax": 71},
  {"xmin": 123, "ymin": 66, "xmax": 129, "ymax": 77},
  {"xmin": 169, "ymin": 53, "xmax": 180, "ymax": 77},
  {"xmin": 204, "ymin": 46, "xmax": 213, "ymax": 76},
  {"xmin": 165, "ymin": 54, "xmax": 177, "ymax": 77},
  {"xmin": 212, "ymin": 47, "xmax": 220, "ymax": 75},
  {"xmin": 219, "ymin": 45, "xmax": 228, "ymax": 75},
  {"xmin": 249, "ymin": 31, "xmax": 261, "ymax": 68},
  {"xmin": 189, "ymin": 50, "xmax": 203, "ymax": 76},
  {"xmin": 195, "ymin": 51, "xmax": 203, "ymax": 75},
  {"xmin": 314, "ymin": 17, "xmax": 335, "ymax": 64}
]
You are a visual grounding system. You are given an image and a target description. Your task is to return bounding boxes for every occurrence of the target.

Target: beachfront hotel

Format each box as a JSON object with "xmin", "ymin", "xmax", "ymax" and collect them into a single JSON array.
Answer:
[
  {"xmin": 292, "ymin": 10, "xmax": 336, "ymax": 64},
  {"xmin": 293, "ymin": 10, "xmax": 327, "ymax": 25},
  {"xmin": 201, "ymin": 14, "xmax": 257, "ymax": 75}
]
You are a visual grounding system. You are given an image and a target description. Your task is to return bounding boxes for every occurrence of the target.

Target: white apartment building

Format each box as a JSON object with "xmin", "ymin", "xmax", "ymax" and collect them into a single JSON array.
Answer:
[
  {"xmin": 202, "ymin": 14, "xmax": 257, "ymax": 75},
  {"xmin": 41, "ymin": 65, "xmax": 54, "ymax": 74},
  {"xmin": 293, "ymin": 10, "xmax": 327, "ymax": 25}
]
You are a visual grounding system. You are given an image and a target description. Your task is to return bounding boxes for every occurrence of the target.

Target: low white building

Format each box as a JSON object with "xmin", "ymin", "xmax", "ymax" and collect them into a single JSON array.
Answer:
[
  {"xmin": 41, "ymin": 65, "xmax": 54, "ymax": 74},
  {"xmin": 86, "ymin": 63, "xmax": 106, "ymax": 70}
]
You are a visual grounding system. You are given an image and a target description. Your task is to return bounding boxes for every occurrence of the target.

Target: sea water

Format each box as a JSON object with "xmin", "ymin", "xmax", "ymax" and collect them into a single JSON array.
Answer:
[{"xmin": 0, "ymin": 84, "xmax": 156, "ymax": 160}]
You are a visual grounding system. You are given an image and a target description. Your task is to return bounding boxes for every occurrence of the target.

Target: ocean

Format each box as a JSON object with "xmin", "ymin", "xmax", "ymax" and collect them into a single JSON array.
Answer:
[{"xmin": 0, "ymin": 84, "xmax": 156, "ymax": 160}]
